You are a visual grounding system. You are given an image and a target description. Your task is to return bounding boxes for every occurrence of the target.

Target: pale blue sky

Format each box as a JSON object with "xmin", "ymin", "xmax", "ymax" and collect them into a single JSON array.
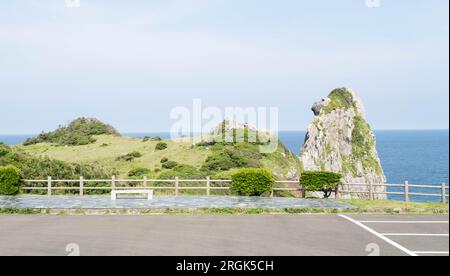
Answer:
[{"xmin": 0, "ymin": 0, "xmax": 448, "ymax": 134}]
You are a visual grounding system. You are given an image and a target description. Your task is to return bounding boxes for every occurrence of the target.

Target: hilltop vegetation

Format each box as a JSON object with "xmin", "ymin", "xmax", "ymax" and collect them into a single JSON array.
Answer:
[
  {"xmin": 24, "ymin": 118, "xmax": 119, "ymax": 146},
  {"xmin": 322, "ymin": 88, "xmax": 357, "ymax": 114}
]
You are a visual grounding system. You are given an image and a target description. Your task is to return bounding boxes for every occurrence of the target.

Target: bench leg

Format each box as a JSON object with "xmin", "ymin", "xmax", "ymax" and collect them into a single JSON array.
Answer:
[
  {"xmin": 111, "ymin": 192, "xmax": 117, "ymax": 201},
  {"xmin": 147, "ymin": 191, "xmax": 153, "ymax": 201}
]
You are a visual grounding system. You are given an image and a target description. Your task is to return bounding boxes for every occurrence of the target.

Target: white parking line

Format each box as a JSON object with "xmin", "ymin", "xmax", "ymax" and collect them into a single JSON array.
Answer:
[
  {"xmin": 381, "ymin": 233, "xmax": 449, "ymax": 237},
  {"xmin": 414, "ymin": 251, "xmax": 449, "ymax": 255},
  {"xmin": 338, "ymin": 215, "xmax": 418, "ymax": 256},
  {"xmin": 358, "ymin": 221, "xmax": 449, "ymax": 224}
]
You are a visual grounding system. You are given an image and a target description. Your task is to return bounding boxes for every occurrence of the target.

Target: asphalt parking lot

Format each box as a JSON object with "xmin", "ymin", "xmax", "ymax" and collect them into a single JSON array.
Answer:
[
  {"xmin": 340, "ymin": 214, "xmax": 449, "ymax": 256},
  {"xmin": 0, "ymin": 214, "xmax": 448, "ymax": 256}
]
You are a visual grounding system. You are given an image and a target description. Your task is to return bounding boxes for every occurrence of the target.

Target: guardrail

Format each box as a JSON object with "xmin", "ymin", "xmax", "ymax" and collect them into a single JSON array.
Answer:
[
  {"xmin": 21, "ymin": 177, "xmax": 448, "ymax": 204},
  {"xmin": 21, "ymin": 176, "xmax": 301, "ymax": 197}
]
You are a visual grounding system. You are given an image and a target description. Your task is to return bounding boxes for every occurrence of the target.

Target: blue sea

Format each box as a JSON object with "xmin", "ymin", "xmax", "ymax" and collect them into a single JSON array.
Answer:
[{"xmin": 1, "ymin": 130, "xmax": 448, "ymax": 202}]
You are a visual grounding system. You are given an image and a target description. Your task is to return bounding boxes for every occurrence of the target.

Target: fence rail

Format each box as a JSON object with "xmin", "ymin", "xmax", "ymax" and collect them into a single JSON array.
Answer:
[{"xmin": 20, "ymin": 177, "xmax": 449, "ymax": 204}]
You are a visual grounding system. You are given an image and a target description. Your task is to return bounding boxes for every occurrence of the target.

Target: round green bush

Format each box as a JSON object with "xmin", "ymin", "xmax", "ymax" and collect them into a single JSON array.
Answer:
[
  {"xmin": 155, "ymin": 142, "xmax": 168, "ymax": 151},
  {"xmin": 300, "ymin": 171, "xmax": 342, "ymax": 198},
  {"xmin": 231, "ymin": 168, "xmax": 274, "ymax": 196},
  {"xmin": 128, "ymin": 167, "xmax": 151, "ymax": 177},
  {"xmin": 0, "ymin": 166, "xmax": 21, "ymax": 195}
]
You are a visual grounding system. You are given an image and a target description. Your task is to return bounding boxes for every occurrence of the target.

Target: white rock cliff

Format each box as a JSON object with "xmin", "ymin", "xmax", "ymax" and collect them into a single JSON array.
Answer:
[{"xmin": 300, "ymin": 88, "xmax": 386, "ymax": 199}]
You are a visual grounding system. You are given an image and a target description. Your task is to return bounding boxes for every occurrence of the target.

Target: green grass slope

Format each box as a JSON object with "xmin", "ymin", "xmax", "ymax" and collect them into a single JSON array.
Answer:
[{"xmin": 16, "ymin": 134, "xmax": 302, "ymax": 180}]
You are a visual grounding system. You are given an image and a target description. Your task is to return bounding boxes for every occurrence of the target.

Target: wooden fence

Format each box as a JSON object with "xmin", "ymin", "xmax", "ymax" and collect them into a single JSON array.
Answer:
[
  {"xmin": 21, "ymin": 177, "xmax": 449, "ymax": 204},
  {"xmin": 338, "ymin": 182, "xmax": 449, "ymax": 204}
]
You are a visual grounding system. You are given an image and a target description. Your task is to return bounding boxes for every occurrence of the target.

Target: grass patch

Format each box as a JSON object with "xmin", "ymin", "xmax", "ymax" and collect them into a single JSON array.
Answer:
[
  {"xmin": 0, "ymin": 208, "xmax": 40, "ymax": 215},
  {"xmin": 1, "ymin": 202, "xmax": 448, "ymax": 215},
  {"xmin": 341, "ymin": 199, "xmax": 449, "ymax": 214}
]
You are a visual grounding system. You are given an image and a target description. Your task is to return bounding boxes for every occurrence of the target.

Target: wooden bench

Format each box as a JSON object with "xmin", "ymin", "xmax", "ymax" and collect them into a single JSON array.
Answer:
[{"xmin": 111, "ymin": 190, "xmax": 154, "ymax": 201}]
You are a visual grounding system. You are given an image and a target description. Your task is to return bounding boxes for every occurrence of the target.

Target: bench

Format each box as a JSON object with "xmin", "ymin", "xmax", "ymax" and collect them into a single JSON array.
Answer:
[{"xmin": 111, "ymin": 190, "xmax": 154, "ymax": 201}]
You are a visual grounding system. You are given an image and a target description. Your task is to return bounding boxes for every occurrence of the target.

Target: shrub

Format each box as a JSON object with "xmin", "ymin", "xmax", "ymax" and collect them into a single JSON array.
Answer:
[
  {"xmin": 152, "ymin": 136, "xmax": 162, "ymax": 141},
  {"xmin": 0, "ymin": 166, "xmax": 21, "ymax": 195},
  {"xmin": 162, "ymin": 161, "xmax": 178, "ymax": 169},
  {"xmin": 158, "ymin": 165, "xmax": 206, "ymax": 180},
  {"xmin": 155, "ymin": 142, "xmax": 168, "ymax": 151},
  {"xmin": 0, "ymin": 143, "xmax": 10, "ymax": 157},
  {"xmin": 116, "ymin": 151, "xmax": 142, "ymax": 162},
  {"xmin": 129, "ymin": 151, "xmax": 142, "ymax": 158},
  {"xmin": 231, "ymin": 168, "xmax": 274, "ymax": 196},
  {"xmin": 18, "ymin": 156, "xmax": 114, "ymax": 181},
  {"xmin": 1, "ymin": 153, "xmax": 114, "ymax": 195},
  {"xmin": 128, "ymin": 167, "xmax": 151, "ymax": 177},
  {"xmin": 201, "ymin": 152, "xmax": 235, "ymax": 171},
  {"xmin": 300, "ymin": 171, "xmax": 342, "ymax": 198},
  {"xmin": 201, "ymin": 145, "xmax": 262, "ymax": 172},
  {"xmin": 142, "ymin": 136, "xmax": 151, "ymax": 142},
  {"xmin": 1, "ymin": 152, "xmax": 20, "ymax": 165},
  {"xmin": 160, "ymin": 157, "xmax": 169, "ymax": 163}
]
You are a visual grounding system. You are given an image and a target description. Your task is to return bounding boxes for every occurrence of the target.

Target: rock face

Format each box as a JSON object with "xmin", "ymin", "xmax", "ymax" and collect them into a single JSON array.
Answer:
[{"xmin": 300, "ymin": 88, "xmax": 386, "ymax": 199}]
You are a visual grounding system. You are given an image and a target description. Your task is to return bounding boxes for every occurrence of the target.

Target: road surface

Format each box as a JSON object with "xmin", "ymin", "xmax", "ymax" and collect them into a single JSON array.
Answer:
[{"xmin": 0, "ymin": 214, "xmax": 448, "ymax": 256}]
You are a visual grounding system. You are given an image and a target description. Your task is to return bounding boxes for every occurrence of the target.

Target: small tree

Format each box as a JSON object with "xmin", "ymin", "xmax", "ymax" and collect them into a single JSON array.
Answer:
[
  {"xmin": 231, "ymin": 168, "xmax": 275, "ymax": 196},
  {"xmin": 300, "ymin": 171, "xmax": 342, "ymax": 198},
  {"xmin": 0, "ymin": 166, "xmax": 21, "ymax": 195}
]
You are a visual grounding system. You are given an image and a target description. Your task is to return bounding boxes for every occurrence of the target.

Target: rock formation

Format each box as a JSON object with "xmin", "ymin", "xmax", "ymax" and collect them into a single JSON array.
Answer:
[{"xmin": 300, "ymin": 88, "xmax": 386, "ymax": 199}]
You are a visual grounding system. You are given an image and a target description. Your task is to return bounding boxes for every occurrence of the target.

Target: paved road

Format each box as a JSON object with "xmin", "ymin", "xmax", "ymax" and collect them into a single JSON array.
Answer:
[{"xmin": 0, "ymin": 214, "xmax": 448, "ymax": 256}]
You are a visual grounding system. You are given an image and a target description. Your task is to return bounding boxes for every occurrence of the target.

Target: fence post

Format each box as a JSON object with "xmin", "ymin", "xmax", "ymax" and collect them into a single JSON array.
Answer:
[
  {"xmin": 404, "ymin": 181, "xmax": 409, "ymax": 207},
  {"xmin": 442, "ymin": 183, "xmax": 447, "ymax": 205},
  {"xmin": 47, "ymin": 176, "xmax": 52, "ymax": 197},
  {"xmin": 112, "ymin": 176, "xmax": 116, "ymax": 192},
  {"xmin": 144, "ymin": 176, "xmax": 148, "ymax": 188},
  {"xmin": 270, "ymin": 189, "xmax": 274, "ymax": 198},
  {"xmin": 206, "ymin": 176, "xmax": 211, "ymax": 196},
  {"xmin": 79, "ymin": 176, "xmax": 84, "ymax": 197},
  {"xmin": 175, "ymin": 177, "xmax": 179, "ymax": 196},
  {"xmin": 369, "ymin": 182, "xmax": 374, "ymax": 201},
  {"xmin": 299, "ymin": 182, "xmax": 306, "ymax": 199},
  {"xmin": 335, "ymin": 186, "xmax": 340, "ymax": 200}
]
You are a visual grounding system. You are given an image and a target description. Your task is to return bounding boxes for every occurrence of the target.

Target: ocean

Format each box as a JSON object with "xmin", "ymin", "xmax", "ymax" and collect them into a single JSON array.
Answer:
[{"xmin": 1, "ymin": 130, "xmax": 448, "ymax": 202}]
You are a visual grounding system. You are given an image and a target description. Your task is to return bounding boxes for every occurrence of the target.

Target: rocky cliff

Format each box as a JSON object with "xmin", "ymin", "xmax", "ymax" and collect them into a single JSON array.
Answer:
[{"xmin": 300, "ymin": 88, "xmax": 386, "ymax": 199}]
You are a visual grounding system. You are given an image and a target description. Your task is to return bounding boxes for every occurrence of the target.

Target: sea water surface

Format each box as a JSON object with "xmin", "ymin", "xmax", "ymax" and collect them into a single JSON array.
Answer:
[{"xmin": 1, "ymin": 130, "xmax": 448, "ymax": 202}]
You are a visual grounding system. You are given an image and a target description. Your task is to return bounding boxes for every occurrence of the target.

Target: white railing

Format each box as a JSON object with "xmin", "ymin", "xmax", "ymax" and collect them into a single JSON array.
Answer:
[{"xmin": 21, "ymin": 177, "xmax": 449, "ymax": 204}]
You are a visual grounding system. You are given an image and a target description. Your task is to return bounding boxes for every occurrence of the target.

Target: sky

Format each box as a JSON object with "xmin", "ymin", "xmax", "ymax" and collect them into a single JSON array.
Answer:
[{"xmin": 0, "ymin": 0, "xmax": 448, "ymax": 134}]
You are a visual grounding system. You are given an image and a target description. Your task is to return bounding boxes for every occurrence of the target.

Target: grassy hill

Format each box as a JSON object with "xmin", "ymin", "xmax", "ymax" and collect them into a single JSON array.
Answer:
[
  {"xmin": 16, "ymin": 134, "xmax": 302, "ymax": 180},
  {"xmin": 23, "ymin": 117, "xmax": 119, "ymax": 146}
]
